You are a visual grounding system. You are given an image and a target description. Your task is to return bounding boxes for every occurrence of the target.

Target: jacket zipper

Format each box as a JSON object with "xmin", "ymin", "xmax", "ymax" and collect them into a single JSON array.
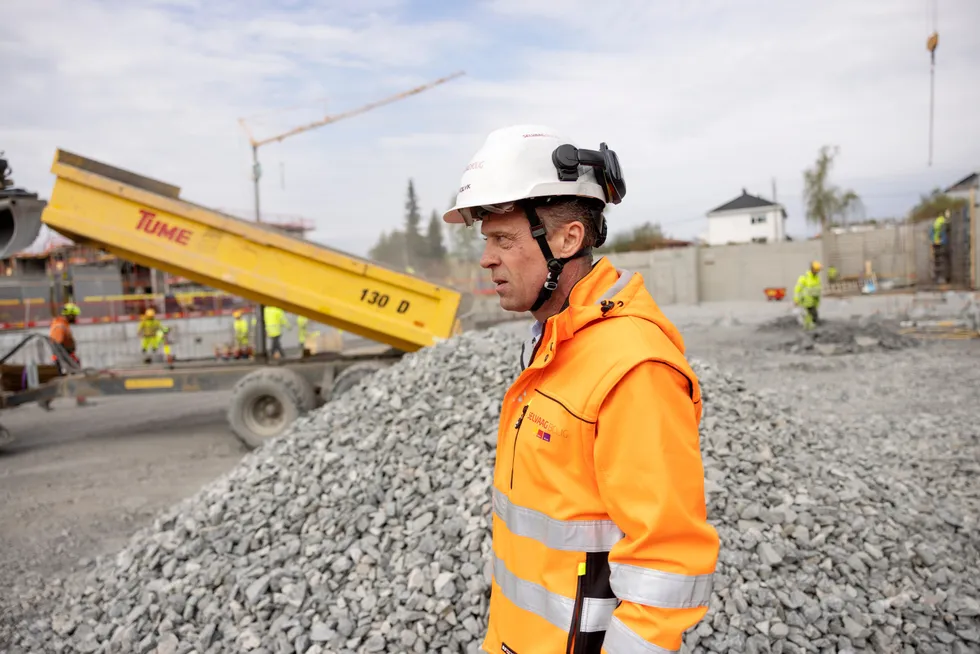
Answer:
[
  {"xmin": 510, "ymin": 404, "xmax": 529, "ymax": 490},
  {"xmin": 566, "ymin": 561, "xmax": 587, "ymax": 654}
]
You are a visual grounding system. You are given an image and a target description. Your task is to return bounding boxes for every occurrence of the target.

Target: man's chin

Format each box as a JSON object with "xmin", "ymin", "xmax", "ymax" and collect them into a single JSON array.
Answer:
[{"xmin": 497, "ymin": 294, "xmax": 533, "ymax": 314}]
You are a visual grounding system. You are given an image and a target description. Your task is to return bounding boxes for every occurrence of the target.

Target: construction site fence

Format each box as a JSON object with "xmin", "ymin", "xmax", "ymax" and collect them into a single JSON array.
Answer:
[{"xmin": 0, "ymin": 291, "xmax": 251, "ymax": 331}]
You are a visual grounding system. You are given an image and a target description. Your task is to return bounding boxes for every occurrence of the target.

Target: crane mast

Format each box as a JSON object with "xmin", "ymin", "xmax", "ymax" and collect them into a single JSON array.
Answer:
[{"xmin": 238, "ymin": 70, "xmax": 465, "ymax": 360}]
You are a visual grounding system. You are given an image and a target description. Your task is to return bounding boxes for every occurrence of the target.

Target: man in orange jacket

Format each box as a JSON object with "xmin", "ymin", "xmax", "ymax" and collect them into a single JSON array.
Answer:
[
  {"xmin": 444, "ymin": 126, "xmax": 719, "ymax": 653},
  {"xmin": 43, "ymin": 303, "xmax": 89, "ymax": 409}
]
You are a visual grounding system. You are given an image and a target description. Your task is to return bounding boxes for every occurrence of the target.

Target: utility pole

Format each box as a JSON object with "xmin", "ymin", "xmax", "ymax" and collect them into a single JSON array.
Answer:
[
  {"xmin": 239, "ymin": 70, "xmax": 465, "ymax": 362},
  {"xmin": 772, "ymin": 177, "xmax": 780, "ymax": 241},
  {"xmin": 249, "ymin": 142, "xmax": 267, "ymax": 361}
]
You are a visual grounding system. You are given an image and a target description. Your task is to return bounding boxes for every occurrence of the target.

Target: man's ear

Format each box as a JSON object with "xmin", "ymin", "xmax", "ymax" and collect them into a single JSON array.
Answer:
[{"xmin": 557, "ymin": 221, "xmax": 585, "ymax": 258}]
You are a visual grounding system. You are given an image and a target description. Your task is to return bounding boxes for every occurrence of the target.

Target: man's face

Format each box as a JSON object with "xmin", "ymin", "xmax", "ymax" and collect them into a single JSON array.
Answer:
[{"xmin": 478, "ymin": 210, "xmax": 550, "ymax": 313}]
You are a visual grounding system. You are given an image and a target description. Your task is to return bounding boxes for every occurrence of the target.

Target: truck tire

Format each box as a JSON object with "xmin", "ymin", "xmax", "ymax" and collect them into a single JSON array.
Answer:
[
  {"xmin": 0, "ymin": 423, "xmax": 14, "ymax": 450},
  {"xmin": 227, "ymin": 367, "xmax": 316, "ymax": 450},
  {"xmin": 326, "ymin": 361, "xmax": 389, "ymax": 403}
]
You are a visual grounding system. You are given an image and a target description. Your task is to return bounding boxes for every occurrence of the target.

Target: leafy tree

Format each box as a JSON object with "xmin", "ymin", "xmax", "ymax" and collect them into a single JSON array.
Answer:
[
  {"xmin": 403, "ymin": 179, "xmax": 424, "ymax": 266},
  {"xmin": 908, "ymin": 187, "xmax": 967, "ymax": 223},
  {"xmin": 599, "ymin": 221, "xmax": 669, "ymax": 253},
  {"xmin": 803, "ymin": 146, "xmax": 861, "ymax": 231},
  {"xmin": 425, "ymin": 210, "xmax": 447, "ymax": 261}
]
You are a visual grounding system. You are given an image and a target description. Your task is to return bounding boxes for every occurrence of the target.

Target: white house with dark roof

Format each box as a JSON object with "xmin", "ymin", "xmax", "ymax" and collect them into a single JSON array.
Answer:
[
  {"xmin": 705, "ymin": 188, "xmax": 788, "ymax": 246},
  {"xmin": 945, "ymin": 171, "xmax": 978, "ymax": 207}
]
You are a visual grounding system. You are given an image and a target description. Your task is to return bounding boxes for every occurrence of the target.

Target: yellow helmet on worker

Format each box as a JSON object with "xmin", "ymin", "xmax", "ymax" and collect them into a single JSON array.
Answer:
[
  {"xmin": 233, "ymin": 310, "xmax": 243, "ymax": 319},
  {"xmin": 810, "ymin": 260, "xmax": 822, "ymax": 273},
  {"xmin": 144, "ymin": 308, "xmax": 156, "ymax": 318}
]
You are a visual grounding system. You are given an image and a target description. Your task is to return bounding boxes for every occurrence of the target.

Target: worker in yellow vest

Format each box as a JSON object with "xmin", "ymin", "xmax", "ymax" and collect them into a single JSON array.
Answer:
[
  {"xmin": 263, "ymin": 305, "xmax": 289, "ymax": 359},
  {"xmin": 232, "ymin": 309, "xmax": 251, "ymax": 358},
  {"xmin": 793, "ymin": 261, "xmax": 823, "ymax": 330},
  {"xmin": 297, "ymin": 315, "xmax": 308, "ymax": 346},
  {"xmin": 137, "ymin": 308, "xmax": 163, "ymax": 363},
  {"xmin": 932, "ymin": 210, "xmax": 950, "ymax": 283}
]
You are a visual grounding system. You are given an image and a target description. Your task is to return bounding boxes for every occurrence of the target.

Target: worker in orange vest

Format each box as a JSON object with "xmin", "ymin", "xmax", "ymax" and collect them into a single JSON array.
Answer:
[
  {"xmin": 443, "ymin": 126, "xmax": 719, "ymax": 653},
  {"xmin": 42, "ymin": 303, "xmax": 89, "ymax": 409}
]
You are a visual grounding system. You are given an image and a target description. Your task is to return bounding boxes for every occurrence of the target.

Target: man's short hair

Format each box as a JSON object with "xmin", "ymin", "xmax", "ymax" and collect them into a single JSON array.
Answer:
[{"xmin": 537, "ymin": 197, "xmax": 605, "ymax": 252}]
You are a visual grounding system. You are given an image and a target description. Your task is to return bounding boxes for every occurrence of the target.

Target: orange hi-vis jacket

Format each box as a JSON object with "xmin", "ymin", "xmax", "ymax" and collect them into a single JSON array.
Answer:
[
  {"xmin": 49, "ymin": 316, "xmax": 76, "ymax": 354},
  {"xmin": 483, "ymin": 256, "xmax": 719, "ymax": 654}
]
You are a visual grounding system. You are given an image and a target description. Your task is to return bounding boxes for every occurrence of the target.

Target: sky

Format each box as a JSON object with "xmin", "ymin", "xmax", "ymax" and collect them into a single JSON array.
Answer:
[{"xmin": 2, "ymin": 0, "xmax": 978, "ymax": 258}]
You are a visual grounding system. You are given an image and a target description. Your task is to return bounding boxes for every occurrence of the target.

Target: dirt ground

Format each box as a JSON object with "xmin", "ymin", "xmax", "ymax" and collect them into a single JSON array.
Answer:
[{"xmin": 0, "ymin": 392, "xmax": 247, "ymax": 626}]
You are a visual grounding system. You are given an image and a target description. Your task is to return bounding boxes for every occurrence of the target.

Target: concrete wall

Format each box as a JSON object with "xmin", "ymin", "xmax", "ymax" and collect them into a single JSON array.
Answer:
[
  {"xmin": 697, "ymin": 240, "xmax": 821, "ymax": 302},
  {"xmin": 607, "ymin": 247, "xmax": 700, "ymax": 305},
  {"xmin": 823, "ymin": 224, "xmax": 917, "ymax": 284}
]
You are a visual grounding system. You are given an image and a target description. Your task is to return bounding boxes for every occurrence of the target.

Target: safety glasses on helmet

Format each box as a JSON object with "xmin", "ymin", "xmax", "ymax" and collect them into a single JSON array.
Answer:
[{"xmin": 458, "ymin": 202, "xmax": 517, "ymax": 227}]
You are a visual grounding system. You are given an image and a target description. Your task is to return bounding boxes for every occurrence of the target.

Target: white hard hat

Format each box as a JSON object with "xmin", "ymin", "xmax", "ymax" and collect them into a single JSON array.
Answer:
[{"xmin": 443, "ymin": 125, "xmax": 624, "ymax": 227}]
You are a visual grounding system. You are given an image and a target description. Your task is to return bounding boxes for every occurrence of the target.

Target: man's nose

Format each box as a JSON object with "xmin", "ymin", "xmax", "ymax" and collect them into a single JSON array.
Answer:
[{"xmin": 479, "ymin": 244, "xmax": 497, "ymax": 269}]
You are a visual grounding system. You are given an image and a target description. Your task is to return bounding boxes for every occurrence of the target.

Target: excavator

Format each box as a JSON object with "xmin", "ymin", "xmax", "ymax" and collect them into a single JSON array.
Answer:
[{"xmin": 0, "ymin": 149, "xmax": 473, "ymax": 449}]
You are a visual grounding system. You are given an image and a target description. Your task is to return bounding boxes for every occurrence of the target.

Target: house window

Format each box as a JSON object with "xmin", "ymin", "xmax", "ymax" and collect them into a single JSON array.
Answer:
[
  {"xmin": 750, "ymin": 214, "xmax": 767, "ymax": 224},
  {"xmin": 751, "ymin": 236, "xmax": 768, "ymax": 244}
]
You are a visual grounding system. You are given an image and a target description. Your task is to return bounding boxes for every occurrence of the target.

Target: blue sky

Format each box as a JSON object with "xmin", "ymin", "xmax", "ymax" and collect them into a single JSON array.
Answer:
[{"xmin": 2, "ymin": 0, "xmax": 978, "ymax": 257}]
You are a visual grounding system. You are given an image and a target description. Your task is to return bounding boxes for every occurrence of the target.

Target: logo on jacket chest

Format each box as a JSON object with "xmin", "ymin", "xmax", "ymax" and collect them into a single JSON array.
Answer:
[{"xmin": 525, "ymin": 409, "xmax": 568, "ymax": 441}]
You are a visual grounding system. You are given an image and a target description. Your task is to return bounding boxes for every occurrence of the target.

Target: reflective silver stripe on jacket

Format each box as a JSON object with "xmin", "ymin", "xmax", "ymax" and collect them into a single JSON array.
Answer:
[
  {"xmin": 609, "ymin": 562, "xmax": 713, "ymax": 609},
  {"xmin": 492, "ymin": 555, "xmax": 618, "ymax": 633},
  {"xmin": 493, "ymin": 488, "xmax": 625, "ymax": 552},
  {"xmin": 602, "ymin": 616, "xmax": 678, "ymax": 654}
]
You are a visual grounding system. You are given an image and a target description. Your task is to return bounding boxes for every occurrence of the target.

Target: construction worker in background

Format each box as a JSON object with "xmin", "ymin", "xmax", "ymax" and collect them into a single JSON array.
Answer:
[
  {"xmin": 232, "ymin": 310, "xmax": 251, "ymax": 357},
  {"xmin": 932, "ymin": 209, "xmax": 950, "ymax": 283},
  {"xmin": 296, "ymin": 314, "xmax": 308, "ymax": 353},
  {"xmin": 62, "ymin": 301, "xmax": 81, "ymax": 318},
  {"xmin": 263, "ymin": 305, "xmax": 289, "ymax": 359},
  {"xmin": 794, "ymin": 260, "xmax": 823, "ymax": 330},
  {"xmin": 137, "ymin": 308, "xmax": 163, "ymax": 363},
  {"xmin": 43, "ymin": 303, "xmax": 88, "ymax": 409},
  {"xmin": 157, "ymin": 323, "xmax": 175, "ymax": 367},
  {"xmin": 443, "ymin": 125, "xmax": 719, "ymax": 653}
]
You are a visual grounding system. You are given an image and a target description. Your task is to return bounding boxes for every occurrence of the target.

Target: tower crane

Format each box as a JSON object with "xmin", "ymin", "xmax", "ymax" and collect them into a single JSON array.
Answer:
[
  {"xmin": 239, "ymin": 70, "xmax": 465, "ymax": 224},
  {"xmin": 238, "ymin": 70, "xmax": 465, "ymax": 360}
]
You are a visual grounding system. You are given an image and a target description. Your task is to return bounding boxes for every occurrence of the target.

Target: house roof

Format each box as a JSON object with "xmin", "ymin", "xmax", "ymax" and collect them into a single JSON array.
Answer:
[
  {"xmin": 707, "ymin": 188, "xmax": 781, "ymax": 215},
  {"xmin": 945, "ymin": 172, "xmax": 978, "ymax": 193}
]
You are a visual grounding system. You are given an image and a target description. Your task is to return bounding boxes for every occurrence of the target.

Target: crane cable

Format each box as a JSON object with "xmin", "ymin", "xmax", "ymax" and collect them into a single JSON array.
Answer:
[{"xmin": 926, "ymin": 0, "xmax": 939, "ymax": 167}]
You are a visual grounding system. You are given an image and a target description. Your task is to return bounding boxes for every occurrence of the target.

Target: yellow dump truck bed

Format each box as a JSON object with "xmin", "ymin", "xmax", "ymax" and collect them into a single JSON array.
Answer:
[{"xmin": 40, "ymin": 149, "xmax": 465, "ymax": 352}]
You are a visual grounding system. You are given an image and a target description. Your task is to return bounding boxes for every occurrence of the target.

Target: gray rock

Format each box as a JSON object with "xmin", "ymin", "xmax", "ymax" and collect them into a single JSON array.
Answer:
[{"xmin": 757, "ymin": 543, "xmax": 782, "ymax": 567}]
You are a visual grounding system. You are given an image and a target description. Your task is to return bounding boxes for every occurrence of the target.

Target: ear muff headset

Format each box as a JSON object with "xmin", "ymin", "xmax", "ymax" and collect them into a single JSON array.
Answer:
[{"xmin": 524, "ymin": 142, "xmax": 627, "ymax": 312}]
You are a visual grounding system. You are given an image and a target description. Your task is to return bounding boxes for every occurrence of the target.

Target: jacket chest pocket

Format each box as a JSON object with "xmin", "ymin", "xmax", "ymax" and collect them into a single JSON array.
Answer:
[{"xmin": 509, "ymin": 391, "xmax": 594, "ymax": 500}]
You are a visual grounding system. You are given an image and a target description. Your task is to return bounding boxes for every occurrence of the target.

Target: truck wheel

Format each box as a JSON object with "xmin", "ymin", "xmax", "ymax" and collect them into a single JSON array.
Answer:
[
  {"xmin": 326, "ymin": 361, "xmax": 389, "ymax": 402},
  {"xmin": 0, "ymin": 423, "xmax": 14, "ymax": 450},
  {"xmin": 227, "ymin": 367, "xmax": 316, "ymax": 449}
]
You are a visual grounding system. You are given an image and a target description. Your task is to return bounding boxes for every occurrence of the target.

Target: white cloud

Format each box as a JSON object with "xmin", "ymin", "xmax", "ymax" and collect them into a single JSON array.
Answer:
[{"xmin": 1, "ymin": 0, "xmax": 977, "ymax": 266}]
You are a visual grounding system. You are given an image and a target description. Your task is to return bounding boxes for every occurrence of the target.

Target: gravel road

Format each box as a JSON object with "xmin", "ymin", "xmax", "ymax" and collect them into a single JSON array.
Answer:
[{"xmin": 0, "ymin": 393, "xmax": 247, "ymax": 629}]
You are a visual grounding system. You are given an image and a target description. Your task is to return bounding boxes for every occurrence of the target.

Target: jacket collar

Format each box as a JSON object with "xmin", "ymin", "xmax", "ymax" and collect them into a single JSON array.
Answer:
[{"xmin": 520, "ymin": 256, "xmax": 636, "ymax": 370}]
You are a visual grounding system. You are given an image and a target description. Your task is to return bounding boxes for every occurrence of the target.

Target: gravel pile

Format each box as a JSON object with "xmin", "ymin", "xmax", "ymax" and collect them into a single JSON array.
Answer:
[
  {"xmin": 757, "ymin": 314, "xmax": 806, "ymax": 332},
  {"xmin": 4, "ymin": 326, "xmax": 978, "ymax": 653},
  {"xmin": 769, "ymin": 318, "xmax": 921, "ymax": 355}
]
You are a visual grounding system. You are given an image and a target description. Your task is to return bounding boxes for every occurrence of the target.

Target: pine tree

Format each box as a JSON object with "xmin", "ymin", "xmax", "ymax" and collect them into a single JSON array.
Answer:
[
  {"xmin": 425, "ymin": 210, "xmax": 447, "ymax": 261},
  {"xmin": 404, "ymin": 179, "xmax": 424, "ymax": 266}
]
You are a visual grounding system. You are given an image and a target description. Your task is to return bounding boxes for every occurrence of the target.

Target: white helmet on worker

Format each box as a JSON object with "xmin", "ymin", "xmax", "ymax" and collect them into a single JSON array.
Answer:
[{"xmin": 443, "ymin": 125, "xmax": 627, "ymax": 310}]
